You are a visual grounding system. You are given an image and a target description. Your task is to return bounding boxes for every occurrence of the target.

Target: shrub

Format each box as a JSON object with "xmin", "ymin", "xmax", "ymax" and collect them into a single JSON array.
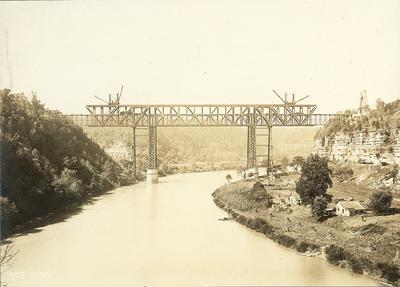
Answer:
[
  {"xmin": 376, "ymin": 262, "xmax": 400, "ymax": 282},
  {"xmin": 237, "ymin": 215, "xmax": 247, "ymax": 225},
  {"xmin": 275, "ymin": 234, "xmax": 297, "ymax": 248},
  {"xmin": 260, "ymin": 223, "xmax": 274, "ymax": 235},
  {"xmin": 247, "ymin": 188, "xmax": 273, "ymax": 207},
  {"xmin": 296, "ymin": 241, "xmax": 309, "ymax": 253},
  {"xmin": 296, "ymin": 241, "xmax": 319, "ymax": 253},
  {"xmin": 253, "ymin": 217, "xmax": 267, "ymax": 231},
  {"xmin": 325, "ymin": 244, "xmax": 347, "ymax": 265},
  {"xmin": 368, "ymin": 190, "xmax": 393, "ymax": 213},
  {"xmin": 312, "ymin": 196, "xmax": 328, "ymax": 220},
  {"xmin": 333, "ymin": 167, "xmax": 354, "ymax": 182},
  {"xmin": 358, "ymin": 223, "xmax": 386, "ymax": 235},
  {"xmin": 349, "ymin": 257, "xmax": 363, "ymax": 274},
  {"xmin": 252, "ymin": 181, "xmax": 265, "ymax": 192}
]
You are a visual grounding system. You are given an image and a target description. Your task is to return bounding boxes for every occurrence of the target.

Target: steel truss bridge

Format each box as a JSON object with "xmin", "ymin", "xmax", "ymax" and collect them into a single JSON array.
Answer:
[{"xmin": 66, "ymin": 103, "xmax": 336, "ymax": 183}]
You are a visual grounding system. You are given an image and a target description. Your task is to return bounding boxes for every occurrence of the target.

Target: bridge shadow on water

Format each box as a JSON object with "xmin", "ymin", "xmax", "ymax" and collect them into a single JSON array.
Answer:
[{"xmin": 8, "ymin": 190, "xmax": 115, "ymax": 239}]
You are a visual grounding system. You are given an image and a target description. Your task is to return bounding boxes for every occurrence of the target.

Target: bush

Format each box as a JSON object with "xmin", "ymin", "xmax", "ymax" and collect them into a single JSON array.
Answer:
[
  {"xmin": 253, "ymin": 217, "xmax": 267, "ymax": 231},
  {"xmin": 325, "ymin": 244, "xmax": 347, "ymax": 265},
  {"xmin": 252, "ymin": 181, "xmax": 265, "ymax": 192},
  {"xmin": 275, "ymin": 234, "xmax": 297, "ymax": 248},
  {"xmin": 368, "ymin": 190, "xmax": 393, "ymax": 213},
  {"xmin": 376, "ymin": 262, "xmax": 400, "ymax": 282},
  {"xmin": 333, "ymin": 167, "xmax": 354, "ymax": 182},
  {"xmin": 259, "ymin": 223, "xmax": 274, "ymax": 235},
  {"xmin": 237, "ymin": 215, "xmax": 247, "ymax": 225},
  {"xmin": 247, "ymin": 189, "xmax": 273, "ymax": 208},
  {"xmin": 312, "ymin": 196, "xmax": 328, "ymax": 220},
  {"xmin": 296, "ymin": 241, "xmax": 319, "ymax": 253},
  {"xmin": 358, "ymin": 223, "xmax": 386, "ymax": 235}
]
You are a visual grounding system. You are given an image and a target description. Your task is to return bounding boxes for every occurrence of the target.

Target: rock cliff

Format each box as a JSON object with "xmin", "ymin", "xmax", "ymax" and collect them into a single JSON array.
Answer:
[{"xmin": 315, "ymin": 129, "xmax": 400, "ymax": 166}]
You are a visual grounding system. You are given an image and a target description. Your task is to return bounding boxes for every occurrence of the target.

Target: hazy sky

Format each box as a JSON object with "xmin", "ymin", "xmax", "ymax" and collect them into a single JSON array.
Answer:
[{"xmin": 0, "ymin": 1, "xmax": 399, "ymax": 114}]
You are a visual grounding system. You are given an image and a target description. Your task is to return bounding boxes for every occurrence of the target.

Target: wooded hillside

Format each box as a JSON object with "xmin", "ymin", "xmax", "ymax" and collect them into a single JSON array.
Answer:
[{"xmin": 0, "ymin": 90, "xmax": 131, "ymax": 237}]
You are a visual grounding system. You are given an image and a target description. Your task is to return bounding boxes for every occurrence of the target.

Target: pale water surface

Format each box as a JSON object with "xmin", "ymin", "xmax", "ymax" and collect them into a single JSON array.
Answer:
[{"xmin": 3, "ymin": 171, "xmax": 381, "ymax": 286}]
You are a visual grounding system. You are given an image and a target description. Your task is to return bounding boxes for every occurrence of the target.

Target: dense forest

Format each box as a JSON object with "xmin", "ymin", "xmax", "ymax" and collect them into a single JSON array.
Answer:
[
  {"xmin": 316, "ymin": 99, "xmax": 400, "ymax": 139},
  {"xmin": 0, "ymin": 90, "xmax": 132, "ymax": 237}
]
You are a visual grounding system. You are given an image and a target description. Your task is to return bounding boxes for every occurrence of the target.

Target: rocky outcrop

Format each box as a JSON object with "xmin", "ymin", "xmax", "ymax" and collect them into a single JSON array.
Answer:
[{"xmin": 315, "ymin": 129, "xmax": 400, "ymax": 166}]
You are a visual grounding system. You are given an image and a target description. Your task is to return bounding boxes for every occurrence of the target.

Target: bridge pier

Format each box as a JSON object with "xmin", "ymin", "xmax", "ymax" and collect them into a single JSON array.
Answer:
[
  {"xmin": 246, "ymin": 125, "xmax": 258, "ymax": 177},
  {"xmin": 147, "ymin": 126, "xmax": 158, "ymax": 184}
]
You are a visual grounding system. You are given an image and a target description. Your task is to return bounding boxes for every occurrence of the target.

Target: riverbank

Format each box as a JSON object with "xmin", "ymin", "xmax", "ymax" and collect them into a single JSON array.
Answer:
[{"xmin": 212, "ymin": 178, "xmax": 400, "ymax": 286}]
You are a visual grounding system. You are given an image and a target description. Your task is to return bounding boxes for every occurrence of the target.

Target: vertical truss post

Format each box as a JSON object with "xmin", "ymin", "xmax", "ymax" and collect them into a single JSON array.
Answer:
[
  {"xmin": 132, "ymin": 127, "xmax": 137, "ymax": 180},
  {"xmin": 267, "ymin": 125, "xmax": 272, "ymax": 176},
  {"xmin": 147, "ymin": 126, "xmax": 158, "ymax": 184},
  {"xmin": 247, "ymin": 125, "xmax": 257, "ymax": 176}
]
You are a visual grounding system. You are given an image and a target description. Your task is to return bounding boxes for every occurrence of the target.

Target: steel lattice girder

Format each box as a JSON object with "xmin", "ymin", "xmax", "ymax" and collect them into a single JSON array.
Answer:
[
  {"xmin": 77, "ymin": 104, "xmax": 336, "ymax": 127},
  {"xmin": 147, "ymin": 126, "xmax": 157, "ymax": 169},
  {"xmin": 247, "ymin": 126, "xmax": 257, "ymax": 169}
]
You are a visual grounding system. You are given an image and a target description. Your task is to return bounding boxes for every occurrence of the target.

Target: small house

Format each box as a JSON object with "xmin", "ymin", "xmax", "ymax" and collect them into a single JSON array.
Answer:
[
  {"xmin": 336, "ymin": 201, "xmax": 366, "ymax": 217},
  {"xmin": 288, "ymin": 193, "xmax": 302, "ymax": 205}
]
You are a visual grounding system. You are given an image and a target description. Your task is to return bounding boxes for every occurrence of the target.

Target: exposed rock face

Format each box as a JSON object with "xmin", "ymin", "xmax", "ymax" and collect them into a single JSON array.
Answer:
[{"xmin": 315, "ymin": 129, "xmax": 400, "ymax": 165}]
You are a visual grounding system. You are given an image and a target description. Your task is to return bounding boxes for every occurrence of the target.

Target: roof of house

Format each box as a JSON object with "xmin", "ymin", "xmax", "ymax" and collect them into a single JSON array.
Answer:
[
  {"xmin": 337, "ymin": 201, "xmax": 365, "ymax": 210},
  {"xmin": 289, "ymin": 193, "xmax": 301, "ymax": 200}
]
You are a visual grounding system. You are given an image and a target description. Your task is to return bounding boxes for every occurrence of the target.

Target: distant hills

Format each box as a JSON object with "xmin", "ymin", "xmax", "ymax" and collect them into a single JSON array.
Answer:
[{"xmin": 83, "ymin": 125, "xmax": 319, "ymax": 168}]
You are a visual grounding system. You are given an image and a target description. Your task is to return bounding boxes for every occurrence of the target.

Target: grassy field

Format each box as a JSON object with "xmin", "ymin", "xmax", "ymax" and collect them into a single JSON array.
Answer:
[{"xmin": 213, "ymin": 175, "xmax": 400, "ymax": 285}]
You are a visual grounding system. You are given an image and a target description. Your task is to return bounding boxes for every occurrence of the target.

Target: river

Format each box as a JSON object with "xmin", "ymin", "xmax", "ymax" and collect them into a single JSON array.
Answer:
[{"xmin": 2, "ymin": 171, "xmax": 381, "ymax": 286}]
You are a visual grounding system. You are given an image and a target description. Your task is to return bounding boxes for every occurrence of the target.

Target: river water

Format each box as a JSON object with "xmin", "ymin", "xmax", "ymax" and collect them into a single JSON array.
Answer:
[{"xmin": 3, "ymin": 171, "xmax": 380, "ymax": 286}]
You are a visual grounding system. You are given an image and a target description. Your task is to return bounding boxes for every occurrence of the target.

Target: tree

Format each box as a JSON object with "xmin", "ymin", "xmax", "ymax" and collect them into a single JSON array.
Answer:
[
  {"xmin": 225, "ymin": 174, "xmax": 232, "ymax": 184},
  {"xmin": 291, "ymin": 156, "xmax": 305, "ymax": 171},
  {"xmin": 368, "ymin": 190, "xmax": 392, "ymax": 213},
  {"xmin": 312, "ymin": 196, "xmax": 328, "ymax": 220},
  {"xmin": 295, "ymin": 154, "xmax": 332, "ymax": 205}
]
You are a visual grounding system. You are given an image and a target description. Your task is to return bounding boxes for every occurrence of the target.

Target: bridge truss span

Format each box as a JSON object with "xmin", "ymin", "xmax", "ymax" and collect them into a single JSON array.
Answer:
[{"xmin": 83, "ymin": 104, "xmax": 335, "ymax": 127}]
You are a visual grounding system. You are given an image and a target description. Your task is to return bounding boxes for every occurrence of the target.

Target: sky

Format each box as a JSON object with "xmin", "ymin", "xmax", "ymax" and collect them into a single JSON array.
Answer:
[{"xmin": 0, "ymin": 0, "xmax": 399, "ymax": 114}]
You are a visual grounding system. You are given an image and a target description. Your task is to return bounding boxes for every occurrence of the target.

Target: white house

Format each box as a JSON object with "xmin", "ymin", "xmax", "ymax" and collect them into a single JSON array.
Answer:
[
  {"xmin": 288, "ymin": 193, "xmax": 302, "ymax": 205},
  {"xmin": 336, "ymin": 201, "xmax": 366, "ymax": 216}
]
